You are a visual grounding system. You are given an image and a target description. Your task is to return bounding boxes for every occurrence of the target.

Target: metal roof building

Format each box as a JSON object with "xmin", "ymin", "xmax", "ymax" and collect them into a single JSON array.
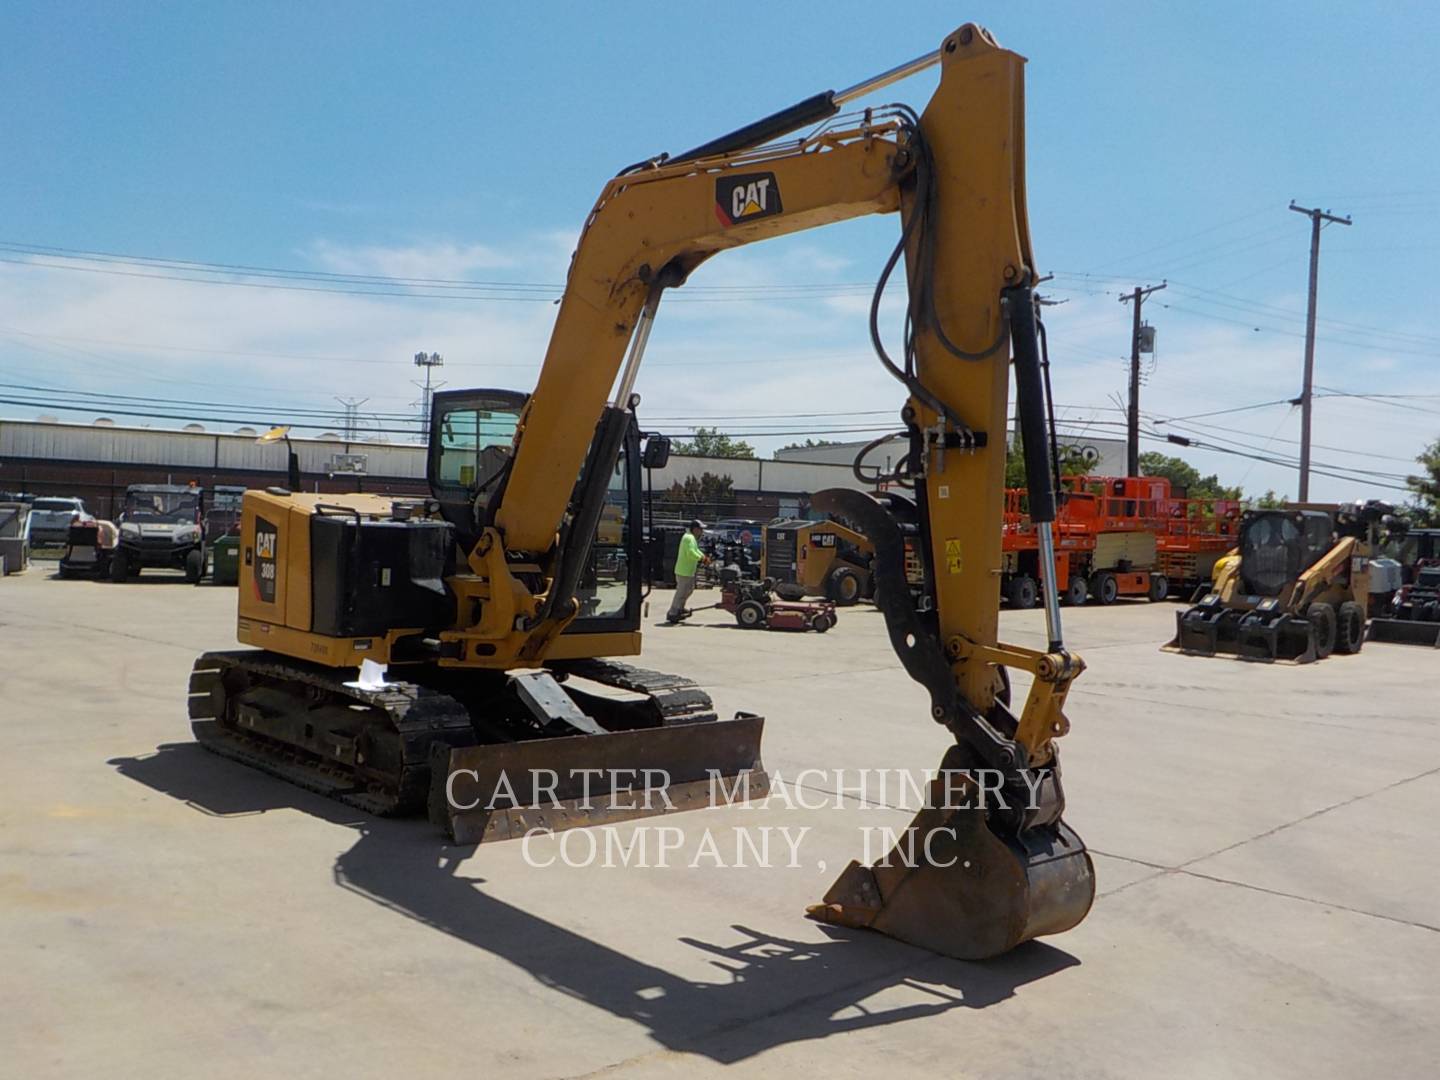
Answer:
[{"xmin": 0, "ymin": 418, "xmax": 875, "ymax": 522}]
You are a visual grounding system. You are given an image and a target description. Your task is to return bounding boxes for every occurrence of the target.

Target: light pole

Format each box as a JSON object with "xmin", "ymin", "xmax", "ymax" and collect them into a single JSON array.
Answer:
[
  {"xmin": 413, "ymin": 352, "xmax": 445, "ymax": 440},
  {"xmin": 257, "ymin": 425, "xmax": 302, "ymax": 492}
]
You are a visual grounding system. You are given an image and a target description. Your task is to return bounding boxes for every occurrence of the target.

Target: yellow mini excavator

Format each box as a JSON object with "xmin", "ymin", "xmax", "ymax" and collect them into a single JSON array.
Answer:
[{"xmin": 188, "ymin": 23, "xmax": 1094, "ymax": 960}]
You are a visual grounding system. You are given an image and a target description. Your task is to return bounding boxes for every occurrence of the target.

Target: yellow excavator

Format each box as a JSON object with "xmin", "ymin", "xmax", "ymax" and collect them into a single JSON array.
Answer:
[{"xmin": 187, "ymin": 23, "xmax": 1093, "ymax": 960}]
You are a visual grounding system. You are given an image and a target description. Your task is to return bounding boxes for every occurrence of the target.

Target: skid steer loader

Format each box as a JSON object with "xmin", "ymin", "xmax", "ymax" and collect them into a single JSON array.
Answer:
[
  {"xmin": 1368, "ymin": 559, "xmax": 1440, "ymax": 646},
  {"xmin": 1166, "ymin": 502, "xmax": 1392, "ymax": 663}
]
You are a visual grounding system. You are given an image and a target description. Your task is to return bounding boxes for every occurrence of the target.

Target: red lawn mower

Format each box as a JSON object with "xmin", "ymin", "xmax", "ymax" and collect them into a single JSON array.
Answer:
[{"xmin": 710, "ymin": 571, "xmax": 837, "ymax": 632}]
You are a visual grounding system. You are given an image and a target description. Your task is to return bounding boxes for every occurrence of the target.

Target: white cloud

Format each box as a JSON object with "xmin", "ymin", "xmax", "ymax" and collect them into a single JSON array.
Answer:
[
  {"xmin": 2, "ymin": 233, "xmax": 1436, "ymax": 506},
  {"xmin": 305, "ymin": 239, "xmax": 519, "ymax": 279}
]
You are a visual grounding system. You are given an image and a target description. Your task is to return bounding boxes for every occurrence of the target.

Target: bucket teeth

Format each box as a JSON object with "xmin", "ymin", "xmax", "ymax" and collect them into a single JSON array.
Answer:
[{"xmin": 807, "ymin": 785, "xmax": 1094, "ymax": 960}]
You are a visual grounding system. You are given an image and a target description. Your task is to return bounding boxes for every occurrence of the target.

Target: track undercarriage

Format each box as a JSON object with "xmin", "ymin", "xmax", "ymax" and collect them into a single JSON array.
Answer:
[{"xmin": 188, "ymin": 651, "xmax": 766, "ymax": 831}]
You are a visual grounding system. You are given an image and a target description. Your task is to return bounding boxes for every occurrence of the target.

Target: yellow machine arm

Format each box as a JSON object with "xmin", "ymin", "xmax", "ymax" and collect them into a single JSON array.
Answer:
[{"xmin": 477, "ymin": 24, "xmax": 1093, "ymax": 957}]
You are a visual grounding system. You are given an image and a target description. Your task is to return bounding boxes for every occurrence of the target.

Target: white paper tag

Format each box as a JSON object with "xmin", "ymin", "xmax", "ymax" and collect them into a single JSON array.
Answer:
[{"xmin": 345, "ymin": 658, "xmax": 389, "ymax": 690}]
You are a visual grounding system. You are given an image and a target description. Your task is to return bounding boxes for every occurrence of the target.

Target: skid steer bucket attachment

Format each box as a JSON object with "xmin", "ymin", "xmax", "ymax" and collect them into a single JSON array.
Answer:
[
  {"xmin": 1165, "ymin": 602, "xmax": 1318, "ymax": 663},
  {"xmin": 1366, "ymin": 617, "xmax": 1440, "ymax": 648},
  {"xmin": 431, "ymin": 713, "xmax": 767, "ymax": 843},
  {"xmin": 807, "ymin": 769, "xmax": 1094, "ymax": 960}
]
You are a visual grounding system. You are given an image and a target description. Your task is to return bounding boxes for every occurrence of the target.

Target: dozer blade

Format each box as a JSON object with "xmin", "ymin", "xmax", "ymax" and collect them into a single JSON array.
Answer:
[
  {"xmin": 807, "ymin": 774, "xmax": 1094, "ymax": 960},
  {"xmin": 1366, "ymin": 617, "xmax": 1440, "ymax": 648},
  {"xmin": 431, "ymin": 713, "xmax": 767, "ymax": 843}
]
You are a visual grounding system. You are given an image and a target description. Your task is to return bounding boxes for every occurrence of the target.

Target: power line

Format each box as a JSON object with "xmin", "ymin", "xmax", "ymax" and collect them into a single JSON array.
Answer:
[
  {"xmin": 1075, "ymin": 205, "xmax": 1276, "ymax": 274},
  {"xmin": 0, "ymin": 242, "xmax": 877, "ymax": 305},
  {"xmin": 0, "ymin": 380, "xmax": 921, "ymax": 425},
  {"xmin": 1151, "ymin": 398, "xmax": 1295, "ymax": 423},
  {"xmin": 0, "ymin": 237, "xmax": 881, "ymax": 294},
  {"xmin": 1164, "ymin": 280, "xmax": 1440, "ymax": 348},
  {"xmin": 1054, "ymin": 417, "xmax": 1416, "ymax": 492},
  {"xmin": 1314, "ymin": 386, "xmax": 1440, "ymax": 418},
  {"xmin": 1159, "ymin": 414, "xmax": 1417, "ymax": 464}
]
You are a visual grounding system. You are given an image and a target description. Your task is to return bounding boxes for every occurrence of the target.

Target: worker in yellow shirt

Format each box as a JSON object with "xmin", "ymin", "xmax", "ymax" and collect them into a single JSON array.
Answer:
[{"xmin": 666, "ymin": 519, "xmax": 712, "ymax": 624}]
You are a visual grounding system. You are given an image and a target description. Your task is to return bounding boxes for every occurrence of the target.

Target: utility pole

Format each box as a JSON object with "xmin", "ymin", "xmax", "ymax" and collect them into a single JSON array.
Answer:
[
  {"xmin": 1289, "ymin": 200, "xmax": 1352, "ymax": 502},
  {"xmin": 413, "ymin": 352, "xmax": 445, "ymax": 441},
  {"xmin": 1119, "ymin": 281, "xmax": 1166, "ymax": 476}
]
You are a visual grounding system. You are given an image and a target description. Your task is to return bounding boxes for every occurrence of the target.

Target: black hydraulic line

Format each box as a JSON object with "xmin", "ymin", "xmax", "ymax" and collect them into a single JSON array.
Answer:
[
  {"xmin": 866, "ymin": 120, "xmax": 971, "ymax": 436},
  {"xmin": 658, "ymin": 48, "xmax": 941, "ymax": 168},
  {"xmin": 908, "ymin": 130, "xmax": 1008, "ymax": 365},
  {"xmin": 1005, "ymin": 283, "xmax": 1056, "ymax": 524},
  {"xmin": 851, "ymin": 429, "xmax": 910, "ymax": 486},
  {"xmin": 670, "ymin": 92, "xmax": 840, "ymax": 165},
  {"xmin": 1035, "ymin": 315, "xmax": 1063, "ymax": 497},
  {"xmin": 530, "ymin": 407, "xmax": 634, "ymax": 628}
]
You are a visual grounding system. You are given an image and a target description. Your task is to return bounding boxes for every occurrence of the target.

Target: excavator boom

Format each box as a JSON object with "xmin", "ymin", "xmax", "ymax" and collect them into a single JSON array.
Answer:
[{"xmin": 438, "ymin": 23, "xmax": 1095, "ymax": 959}]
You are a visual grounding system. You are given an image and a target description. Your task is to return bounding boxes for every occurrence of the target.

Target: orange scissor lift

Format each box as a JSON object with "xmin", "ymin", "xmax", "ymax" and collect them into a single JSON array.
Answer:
[
  {"xmin": 1155, "ymin": 495, "xmax": 1243, "ymax": 598},
  {"xmin": 1004, "ymin": 475, "xmax": 1228, "ymax": 607}
]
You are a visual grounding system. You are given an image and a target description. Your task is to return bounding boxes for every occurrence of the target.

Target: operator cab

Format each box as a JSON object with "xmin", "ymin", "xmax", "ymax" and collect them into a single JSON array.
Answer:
[
  {"xmin": 1237, "ymin": 509, "xmax": 1334, "ymax": 598},
  {"xmin": 427, "ymin": 388, "xmax": 646, "ymax": 634}
]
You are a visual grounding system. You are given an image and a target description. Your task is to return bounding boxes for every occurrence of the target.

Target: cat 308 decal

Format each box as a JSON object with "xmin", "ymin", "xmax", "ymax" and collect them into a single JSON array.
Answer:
[{"xmin": 715, "ymin": 172, "xmax": 782, "ymax": 226}]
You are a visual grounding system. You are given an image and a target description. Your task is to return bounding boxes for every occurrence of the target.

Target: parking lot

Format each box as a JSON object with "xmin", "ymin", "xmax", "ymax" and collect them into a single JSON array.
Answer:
[{"xmin": 2, "ymin": 564, "xmax": 1437, "ymax": 1078}]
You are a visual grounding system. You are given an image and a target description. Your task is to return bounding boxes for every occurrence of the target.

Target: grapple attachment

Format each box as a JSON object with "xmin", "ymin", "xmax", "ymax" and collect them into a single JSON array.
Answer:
[
  {"xmin": 1166, "ymin": 601, "xmax": 1318, "ymax": 663},
  {"xmin": 807, "ymin": 769, "xmax": 1094, "ymax": 960}
]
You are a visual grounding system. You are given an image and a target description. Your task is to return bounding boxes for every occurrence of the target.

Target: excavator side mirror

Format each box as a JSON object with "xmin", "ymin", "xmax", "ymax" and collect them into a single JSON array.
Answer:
[{"xmin": 642, "ymin": 435, "xmax": 671, "ymax": 470}]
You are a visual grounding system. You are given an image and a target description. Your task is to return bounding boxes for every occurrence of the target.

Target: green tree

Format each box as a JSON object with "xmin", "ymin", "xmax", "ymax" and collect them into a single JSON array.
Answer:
[
  {"xmin": 779, "ymin": 437, "xmax": 841, "ymax": 452},
  {"xmin": 665, "ymin": 472, "xmax": 736, "ymax": 517},
  {"xmin": 1250, "ymin": 490, "xmax": 1287, "ymax": 509},
  {"xmin": 1138, "ymin": 451, "xmax": 1242, "ymax": 500},
  {"xmin": 1005, "ymin": 436, "xmax": 1088, "ymax": 488},
  {"xmin": 1405, "ymin": 438, "xmax": 1440, "ymax": 525},
  {"xmin": 673, "ymin": 427, "xmax": 755, "ymax": 459}
]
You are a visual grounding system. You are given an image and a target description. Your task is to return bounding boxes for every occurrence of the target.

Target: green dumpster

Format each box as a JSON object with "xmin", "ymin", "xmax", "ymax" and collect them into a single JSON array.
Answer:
[{"xmin": 210, "ymin": 534, "xmax": 241, "ymax": 585}]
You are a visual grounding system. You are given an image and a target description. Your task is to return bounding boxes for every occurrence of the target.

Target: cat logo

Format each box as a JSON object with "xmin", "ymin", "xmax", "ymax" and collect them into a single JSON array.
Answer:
[
  {"xmin": 253, "ymin": 517, "xmax": 279, "ymax": 604},
  {"xmin": 715, "ymin": 172, "xmax": 783, "ymax": 227}
]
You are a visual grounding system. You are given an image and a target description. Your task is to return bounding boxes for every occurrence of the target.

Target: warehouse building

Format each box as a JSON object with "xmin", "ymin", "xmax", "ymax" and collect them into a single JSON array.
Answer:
[{"xmin": 0, "ymin": 418, "xmax": 876, "ymax": 522}]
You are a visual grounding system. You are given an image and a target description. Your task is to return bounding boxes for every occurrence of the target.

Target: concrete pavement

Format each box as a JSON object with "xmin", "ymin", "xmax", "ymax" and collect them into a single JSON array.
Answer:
[{"xmin": 1, "ymin": 567, "xmax": 1436, "ymax": 1078}]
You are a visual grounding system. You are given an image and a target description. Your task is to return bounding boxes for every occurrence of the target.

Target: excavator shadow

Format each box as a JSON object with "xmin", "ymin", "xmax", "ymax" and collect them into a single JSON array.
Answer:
[{"xmin": 111, "ymin": 743, "xmax": 1081, "ymax": 1064}]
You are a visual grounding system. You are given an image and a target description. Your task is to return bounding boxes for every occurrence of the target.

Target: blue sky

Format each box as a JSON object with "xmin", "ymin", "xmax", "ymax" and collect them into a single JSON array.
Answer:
[{"xmin": 2, "ymin": 1, "xmax": 1438, "ymax": 500}]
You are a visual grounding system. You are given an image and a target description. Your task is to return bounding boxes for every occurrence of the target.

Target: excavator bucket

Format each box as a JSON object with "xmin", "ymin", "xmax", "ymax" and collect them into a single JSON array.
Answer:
[
  {"xmin": 1366, "ymin": 617, "xmax": 1440, "ymax": 648},
  {"xmin": 1165, "ymin": 603, "xmax": 1318, "ymax": 663},
  {"xmin": 807, "ymin": 770, "xmax": 1094, "ymax": 960}
]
